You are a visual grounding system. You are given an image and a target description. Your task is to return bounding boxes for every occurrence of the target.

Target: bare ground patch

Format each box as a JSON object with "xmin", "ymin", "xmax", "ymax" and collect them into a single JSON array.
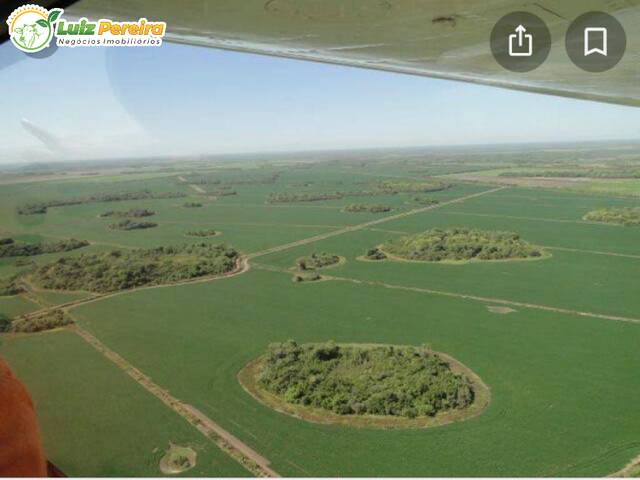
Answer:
[
  {"xmin": 159, "ymin": 443, "xmax": 197, "ymax": 475},
  {"xmin": 487, "ymin": 305, "xmax": 517, "ymax": 314}
]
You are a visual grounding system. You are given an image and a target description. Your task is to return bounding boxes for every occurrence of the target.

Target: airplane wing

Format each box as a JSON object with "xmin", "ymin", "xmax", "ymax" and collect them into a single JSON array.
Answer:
[{"xmin": 3, "ymin": 0, "xmax": 640, "ymax": 106}]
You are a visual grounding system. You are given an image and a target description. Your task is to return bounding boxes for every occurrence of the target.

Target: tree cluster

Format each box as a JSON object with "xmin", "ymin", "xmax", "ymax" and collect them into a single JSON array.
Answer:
[
  {"xmin": 584, "ymin": 207, "xmax": 640, "ymax": 226},
  {"xmin": 0, "ymin": 276, "xmax": 23, "ymax": 296},
  {"xmin": 296, "ymin": 252, "xmax": 340, "ymax": 271},
  {"xmin": 185, "ymin": 229, "xmax": 218, "ymax": 237},
  {"xmin": 9, "ymin": 309, "xmax": 72, "ymax": 333},
  {"xmin": 500, "ymin": 169, "xmax": 640, "ymax": 179},
  {"xmin": 100, "ymin": 208, "xmax": 155, "ymax": 218},
  {"xmin": 343, "ymin": 204, "xmax": 391, "ymax": 213},
  {"xmin": 0, "ymin": 238, "xmax": 89, "ymax": 258},
  {"xmin": 31, "ymin": 243, "xmax": 238, "ymax": 293},
  {"xmin": 267, "ymin": 192, "xmax": 344, "ymax": 203},
  {"xmin": 17, "ymin": 190, "xmax": 186, "ymax": 215},
  {"xmin": 258, "ymin": 341, "xmax": 474, "ymax": 418},
  {"xmin": 364, "ymin": 248, "xmax": 387, "ymax": 260},
  {"xmin": 108, "ymin": 219, "xmax": 158, "ymax": 231},
  {"xmin": 412, "ymin": 197, "xmax": 440, "ymax": 206},
  {"xmin": 382, "ymin": 228, "xmax": 543, "ymax": 261}
]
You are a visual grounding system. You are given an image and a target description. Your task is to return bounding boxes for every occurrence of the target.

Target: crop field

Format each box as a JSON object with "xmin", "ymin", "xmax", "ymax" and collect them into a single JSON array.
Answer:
[{"xmin": 1, "ymin": 154, "xmax": 640, "ymax": 476}]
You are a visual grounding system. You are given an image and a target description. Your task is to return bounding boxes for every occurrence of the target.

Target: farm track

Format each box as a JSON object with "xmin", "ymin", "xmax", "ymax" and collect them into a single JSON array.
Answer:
[
  {"xmin": 252, "ymin": 263, "xmax": 640, "ymax": 326},
  {"xmin": 70, "ymin": 324, "xmax": 278, "ymax": 477},
  {"xmin": 248, "ymin": 187, "xmax": 506, "ymax": 259},
  {"xmin": 442, "ymin": 210, "xmax": 625, "ymax": 227}
]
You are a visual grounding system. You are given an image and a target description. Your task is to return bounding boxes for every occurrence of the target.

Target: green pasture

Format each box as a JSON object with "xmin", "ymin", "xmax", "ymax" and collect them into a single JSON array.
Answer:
[{"xmin": 1, "ymin": 161, "xmax": 640, "ymax": 477}]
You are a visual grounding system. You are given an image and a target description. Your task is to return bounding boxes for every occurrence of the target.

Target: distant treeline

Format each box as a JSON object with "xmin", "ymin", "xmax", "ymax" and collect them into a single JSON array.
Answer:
[
  {"xmin": 267, "ymin": 192, "xmax": 343, "ymax": 203},
  {"xmin": 31, "ymin": 243, "xmax": 238, "ymax": 293},
  {"xmin": 500, "ymin": 169, "xmax": 640, "ymax": 179},
  {"xmin": 181, "ymin": 172, "xmax": 280, "ymax": 186},
  {"xmin": 584, "ymin": 207, "xmax": 640, "ymax": 226},
  {"xmin": 343, "ymin": 204, "xmax": 391, "ymax": 213},
  {"xmin": 100, "ymin": 208, "xmax": 155, "ymax": 218},
  {"xmin": 17, "ymin": 190, "xmax": 186, "ymax": 215},
  {"xmin": 108, "ymin": 219, "xmax": 158, "ymax": 231},
  {"xmin": 412, "ymin": 197, "xmax": 440, "ymax": 206},
  {"xmin": 267, "ymin": 181, "xmax": 449, "ymax": 204},
  {"xmin": 0, "ymin": 238, "xmax": 89, "ymax": 258},
  {"xmin": 185, "ymin": 229, "xmax": 218, "ymax": 237}
]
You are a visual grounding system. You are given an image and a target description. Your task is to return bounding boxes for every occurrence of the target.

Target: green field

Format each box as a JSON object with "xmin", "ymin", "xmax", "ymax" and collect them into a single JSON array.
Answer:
[{"xmin": 1, "ymin": 156, "xmax": 640, "ymax": 476}]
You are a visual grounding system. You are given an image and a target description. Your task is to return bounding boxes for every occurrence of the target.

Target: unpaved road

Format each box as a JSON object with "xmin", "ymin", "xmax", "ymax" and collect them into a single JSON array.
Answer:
[
  {"xmin": 248, "ymin": 187, "xmax": 506, "ymax": 259},
  {"xmin": 71, "ymin": 324, "xmax": 278, "ymax": 477}
]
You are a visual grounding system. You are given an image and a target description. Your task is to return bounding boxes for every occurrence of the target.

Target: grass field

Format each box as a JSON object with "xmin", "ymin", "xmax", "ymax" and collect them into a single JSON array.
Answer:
[{"xmin": 1, "ymin": 156, "xmax": 640, "ymax": 476}]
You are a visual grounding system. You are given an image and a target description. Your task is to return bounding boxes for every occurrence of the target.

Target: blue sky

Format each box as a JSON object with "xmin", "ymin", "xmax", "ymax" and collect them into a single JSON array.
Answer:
[{"xmin": 1, "ymin": 41, "xmax": 640, "ymax": 163}]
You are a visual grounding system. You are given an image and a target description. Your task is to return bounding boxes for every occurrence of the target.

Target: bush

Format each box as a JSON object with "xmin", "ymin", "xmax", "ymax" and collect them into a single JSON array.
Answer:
[
  {"xmin": 381, "ymin": 228, "xmax": 543, "ymax": 262},
  {"xmin": 183, "ymin": 202, "xmax": 202, "ymax": 208},
  {"xmin": 257, "ymin": 341, "xmax": 474, "ymax": 418}
]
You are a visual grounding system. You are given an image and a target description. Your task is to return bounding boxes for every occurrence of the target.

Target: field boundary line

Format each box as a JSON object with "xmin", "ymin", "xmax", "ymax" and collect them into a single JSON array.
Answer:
[
  {"xmin": 440, "ymin": 210, "xmax": 625, "ymax": 227},
  {"xmin": 252, "ymin": 264, "xmax": 640, "ymax": 325},
  {"xmin": 544, "ymin": 246, "xmax": 640, "ymax": 260},
  {"xmin": 248, "ymin": 187, "xmax": 506, "ymax": 259},
  {"xmin": 70, "ymin": 323, "xmax": 279, "ymax": 477}
]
